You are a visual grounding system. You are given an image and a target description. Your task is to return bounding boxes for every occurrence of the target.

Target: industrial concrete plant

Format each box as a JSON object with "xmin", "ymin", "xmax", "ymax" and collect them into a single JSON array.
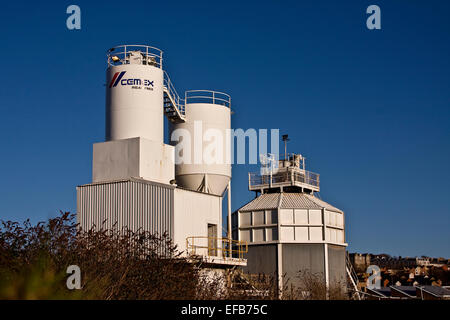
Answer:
[
  {"xmin": 77, "ymin": 44, "xmax": 244, "ymax": 268},
  {"xmin": 76, "ymin": 44, "xmax": 352, "ymax": 293}
]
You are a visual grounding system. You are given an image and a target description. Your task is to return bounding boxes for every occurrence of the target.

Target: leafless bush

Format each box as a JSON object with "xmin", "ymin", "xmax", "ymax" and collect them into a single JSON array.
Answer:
[
  {"xmin": 282, "ymin": 270, "xmax": 348, "ymax": 300},
  {"xmin": 0, "ymin": 212, "xmax": 205, "ymax": 299},
  {"xmin": 226, "ymin": 270, "xmax": 279, "ymax": 300},
  {"xmin": 0, "ymin": 212, "xmax": 349, "ymax": 300}
]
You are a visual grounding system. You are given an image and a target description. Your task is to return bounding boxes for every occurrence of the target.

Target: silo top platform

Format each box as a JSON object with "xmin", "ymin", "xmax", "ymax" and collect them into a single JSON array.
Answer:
[
  {"xmin": 107, "ymin": 45, "xmax": 163, "ymax": 68},
  {"xmin": 249, "ymin": 153, "xmax": 320, "ymax": 193},
  {"xmin": 185, "ymin": 90, "xmax": 231, "ymax": 108}
]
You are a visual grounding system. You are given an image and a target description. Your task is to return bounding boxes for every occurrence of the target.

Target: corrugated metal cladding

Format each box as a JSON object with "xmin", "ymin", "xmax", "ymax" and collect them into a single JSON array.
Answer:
[
  {"xmin": 302, "ymin": 194, "xmax": 343, "ymax": 213},
  {"xmin": 77, "ymin": 179, "xmax": 174, "ymax": 237},
  {"xmin": 239, "ymin": 193, "xmax": 343, "ymax": 213},
  {"xmin": 280, "ymin": 193, "xmax": 323, "ymax": 210},
  {"xmin": 239, "ymin": 193, "xmax": 281, "ymax": 211}
]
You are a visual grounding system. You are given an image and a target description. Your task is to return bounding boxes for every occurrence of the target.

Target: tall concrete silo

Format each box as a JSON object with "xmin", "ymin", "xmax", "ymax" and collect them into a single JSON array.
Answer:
[
  {"xmin": 106, "ymin": 45, "xmax": 164, "ymax": 142},
  {"xmin": 93, "ymin": 45, "xmax": 175, "ymax": 185},
  {"xmin": 170, "ymin": 90, "xmax": 231, "ymax": 196}
]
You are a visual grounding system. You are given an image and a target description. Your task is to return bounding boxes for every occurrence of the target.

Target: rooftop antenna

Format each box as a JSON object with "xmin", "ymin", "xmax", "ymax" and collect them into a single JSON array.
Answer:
[{"xmin": 282, "ymin": 134, "xmax": 290, "ymax": 160}]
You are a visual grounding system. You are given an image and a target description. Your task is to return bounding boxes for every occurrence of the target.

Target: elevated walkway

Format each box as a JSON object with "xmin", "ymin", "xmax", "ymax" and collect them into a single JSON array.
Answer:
[{"xmin": 186, "ymin": 236, "xmax": 247, "ymax": 267}]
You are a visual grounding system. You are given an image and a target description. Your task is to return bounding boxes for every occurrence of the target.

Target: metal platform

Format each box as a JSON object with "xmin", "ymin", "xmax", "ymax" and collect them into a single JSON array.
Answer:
[
  {"xmin": 186, "ymin": 236, "xmax": 247, "ymax": 267},
  {"xmin": 249, "ymin": 167, "xmax": 320, "ymax": 193}
]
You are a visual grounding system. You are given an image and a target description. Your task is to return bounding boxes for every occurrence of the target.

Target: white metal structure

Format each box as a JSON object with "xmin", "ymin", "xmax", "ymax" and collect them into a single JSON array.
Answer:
[
  {"xmin": 249, "ymin": 153, "xmax": 320, "ymax": 194},
  {"xmin": 77, "ymin": 44, "xmax": 244, "ymax": 268},
  {"xmin": 106, "ymin": 45, "xmax": 186, "ymax": 143},
  {"xmin": 92, "ymin": 137, "xmax": 175, "ymax": 185},
  {"xmin": 169, "ymin": 90, "xmax": 232, "ymax": 196},
  {"xmin": 106, "ymin": 45, "xmax": 165, "ymax": 142},
  {"xmin": 233, "ymin": 153, "xmax": 347, "ymax": 293}
]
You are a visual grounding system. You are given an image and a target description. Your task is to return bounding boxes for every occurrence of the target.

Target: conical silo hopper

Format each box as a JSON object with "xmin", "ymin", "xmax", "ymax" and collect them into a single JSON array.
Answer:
[{"xmin": 169, "ymin": 90, "xmax": 231, "ymax": 196}]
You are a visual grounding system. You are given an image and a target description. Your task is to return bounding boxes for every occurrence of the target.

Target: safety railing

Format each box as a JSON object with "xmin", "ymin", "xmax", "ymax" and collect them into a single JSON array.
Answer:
[
  {"xmin": 249, "ymin": 169, "xmax": 320, "ymax": 189},
  {"xmin": 107, "ymin": 44, "xmax": 163, "ymax": 68},
  {"xmin": 279, "ymin": 153, "xmax": 304, "ymax": 163},
  {"xmin": 293, "ymin": 171, "xmax": 320, "ymax": 187},
  {"xmin": 163, "ymin": 71, "xmax": 186, "ymax": 117},
  {"xmin": 185, "ymin": 90, "xmax": 231, "ymax": 107},
  {"xmin": 346, "ymin": 252, "xmax": 362, "ymax": 300},
  {"xmin": 186, "ymin": 236, "xmax": 248, "ymax": 261}
]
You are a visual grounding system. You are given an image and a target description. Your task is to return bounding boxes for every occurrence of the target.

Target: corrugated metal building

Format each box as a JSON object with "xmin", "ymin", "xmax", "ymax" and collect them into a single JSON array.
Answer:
[
  {"xmin": 77, "ymin": 178, "xmax": 226, "ymax": 260},
  {"xmin": 77, "ymin": 178, "xmax": 174, "ymax": 236}
]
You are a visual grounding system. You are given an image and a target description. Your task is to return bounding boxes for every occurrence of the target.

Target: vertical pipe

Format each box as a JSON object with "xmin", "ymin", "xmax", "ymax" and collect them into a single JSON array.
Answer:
[
  {"xmin": 322, "ymin": 207, "xmax": 330, "ymax": 297},
  {"xmin": 277, "ymin": 243, "xmax": 283, "ymax": 298},
  {"xmin": 227, "ymin": 181, "xmax": 232, "ymax": 257},
  {"xmin": 324, "ymin": 243, "xmax": 330, "ymax": 298},
  {"xmin": 269, "ymin": 155, "xmax": 273, "ymax": 188}
]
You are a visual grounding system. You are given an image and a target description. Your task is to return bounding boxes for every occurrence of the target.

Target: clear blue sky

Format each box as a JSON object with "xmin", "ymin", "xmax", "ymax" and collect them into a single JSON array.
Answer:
[{"xmin": 0, "ymin": 1, "xmax": 449, "ymax": 258}]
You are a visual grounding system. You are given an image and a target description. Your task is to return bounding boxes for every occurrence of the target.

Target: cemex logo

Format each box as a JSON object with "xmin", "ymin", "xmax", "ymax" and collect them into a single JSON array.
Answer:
[{"xmin": 109, "ymin": 71, "xmax": 154, "ymax": 89}]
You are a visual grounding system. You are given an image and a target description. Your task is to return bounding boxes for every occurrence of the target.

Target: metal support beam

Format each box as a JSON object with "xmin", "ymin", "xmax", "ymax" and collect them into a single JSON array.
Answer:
[
  {"xmin": 277, "ymin": 243, "xmax": 283, "ymax": 298},
  {"xmin": 227, "ymin": 181, "xmax": 232, "ymax": 257}
]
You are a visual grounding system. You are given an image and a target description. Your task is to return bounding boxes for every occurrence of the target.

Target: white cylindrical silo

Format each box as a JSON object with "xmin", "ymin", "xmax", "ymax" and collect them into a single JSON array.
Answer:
[
  {"xmin": 106, "ymin": 45, "xmax": 164, "ymax": 142},
  {"xmin": 170, "ymin": 91, "xmax": 231, "ymax": 196}
]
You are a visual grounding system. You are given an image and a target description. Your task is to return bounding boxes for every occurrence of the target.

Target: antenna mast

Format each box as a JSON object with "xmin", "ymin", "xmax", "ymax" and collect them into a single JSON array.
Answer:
[{"xmin": 282, "ymin": 134, "xmax": 290, "ymax": 160}]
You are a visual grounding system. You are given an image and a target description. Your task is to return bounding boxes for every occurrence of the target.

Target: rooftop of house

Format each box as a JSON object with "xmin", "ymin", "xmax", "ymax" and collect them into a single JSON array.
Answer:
[{"xmin": 418, "ymin": 285, "xmax": 450, "ymax": 298}]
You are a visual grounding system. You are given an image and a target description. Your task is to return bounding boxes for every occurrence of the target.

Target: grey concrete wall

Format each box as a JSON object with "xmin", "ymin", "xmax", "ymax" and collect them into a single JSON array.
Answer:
[
  {"xmin": 243, "ymin": 244, "xmax": 277, "ymax": 277},
  {"xmin": 243, "ymin": 243, "xmax": 346, "ymax": 292},
  {"xmin": 327, "ymin": 244, "xmax": 346, "ymax": 286},
  {"xmin": 282, "ymin": 243, "xmax": 325, "ymax": 287}
]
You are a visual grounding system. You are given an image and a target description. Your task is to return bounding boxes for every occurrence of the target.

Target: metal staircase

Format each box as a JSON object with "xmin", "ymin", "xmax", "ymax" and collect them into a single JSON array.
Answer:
[
  {"xmin": 163, "ymin": 71, "xmax": 186, "ymax": 123},
  {"xmin": 346, "ymin": 251, "xmax": 362, "ymax": 300}
]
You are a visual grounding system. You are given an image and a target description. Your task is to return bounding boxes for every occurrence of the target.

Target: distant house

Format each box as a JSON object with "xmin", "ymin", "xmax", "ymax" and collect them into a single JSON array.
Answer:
[
  {"xmin": 351, "ymin": 252, "xmax": 449, "ymax": 291},
  {"xmin": 415, "ymin": 266, "xmax": 424, "ymax": 276},
  {"xmin": 416, "ymin": 286, "xmax": 450, "ymax": 300},
  {"xmin": 416, "ymin": 257, "xmax": 431, "ymax": 266},
  {"xmin": 390, "ymin": 286, "xmax": 417, "ymax": 299},
  {"xmin": 366, "ymin": 287, "xmax": 392, "ymax": 300},
  {"xmin": 349, "ymin": 253, "xmax": 371, "ymax": 273},
  {"xmin": 365, "ymin": 285, "xmax": 416, "ymax": 300},
  {"xmin": 366, "ymin": 285, "xmax": 450, "ymax": 300}
]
